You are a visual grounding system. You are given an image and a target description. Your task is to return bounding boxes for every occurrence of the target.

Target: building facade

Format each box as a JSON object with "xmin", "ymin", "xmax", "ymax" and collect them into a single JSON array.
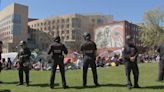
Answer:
[
  {"xmin": 94, "ymin": 21, "xmax": 141, "ymax": 49},
  {"xmin": 0, "ymin": 3, "xmax": 28, "ymax": 53},
  {"xmin": 28, "ymin": 14, "xmax": 113, "ymax": 50}
]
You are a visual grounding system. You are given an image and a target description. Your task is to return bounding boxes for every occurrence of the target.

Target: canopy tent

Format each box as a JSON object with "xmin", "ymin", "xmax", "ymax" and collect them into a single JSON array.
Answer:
[{"xmin": 1, "ymin": 52, "xmax": 18, "ymax": 62}]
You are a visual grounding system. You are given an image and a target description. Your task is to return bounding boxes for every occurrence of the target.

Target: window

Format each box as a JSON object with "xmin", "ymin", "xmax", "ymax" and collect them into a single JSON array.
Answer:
[
  {"xmin": 61, "ymin": 36, "xmax": 64, "ymax": 40},
  {"xmin": 61, "ymin": 30, "xmax": 64, "ymax": 34},
  {"xmin": 72, "ymin": 18, "xmax": 81, "ymax": 28},
  {"xmin": 48, "ymin": 27, "xmax": 51, "ymax": 30},
  {"xmin": 48, "ymin": 21, "xmax": 50, "ymax": 25},
  {"xmin": 12, "ymin": 14, "xmax": 21, "ymax": 24},
  {"xmin": 66, "ymin": 30, "xmax": 69, "ymax": 34},
  {"xmin": 61, "ymin": 25, "xmax": 64, "ymax": 29},
  {"xmin": 72, "ymin": 34, "xmax": 75, "ymax": 39},
  {"xmin": 67, "ymin": 18, "xmax": 69, "ymax": 23},
  {"xmin": 67, "ymin": 24, "xmax": 69, "ymax": 28},
  {"xmin": 52, "ymin": 26, "xmax": 55, "ymax": 29},
  {"xmin": 52, "ymin": 20, "xmax": 55, "ymax": 24},
  {"xmin": 56, "ymin": 31, "xmax": 59, "ymax": 35},
  {"xmin": 78, "ymin": 24, "xmax": 81, "ymax": 28},
  {"xmin": 92, "ymin": 19, "xmax": 95, "ymax": 23},
  {"xmin": 97, "ymin": 19, "xmax": 103, "ymax": 25},
  {"xmin": 12, "ymin": 24, "xmax": 21, "ymax": 35},
  {"xmin": 66, "ymin": 36, "xmax": 69, "ymax": 40},
  {"xmin": 62, "ymin": 19, "xmax": 65, "ymax": 23},
  {"xmin": 57, "ymin": 26, "xmax": 59, "ymax": 29},
  {"xmin": 72, "ymin": 30, "xmax": 76, "ymax": 39},
  {"xmin": 57, "ymin": 20, "xmax": 60, "ymax": 23}
]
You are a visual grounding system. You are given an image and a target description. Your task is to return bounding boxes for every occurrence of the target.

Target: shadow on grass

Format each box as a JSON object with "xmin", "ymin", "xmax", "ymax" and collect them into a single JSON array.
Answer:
[
  {"xmin": 141, "ymin": 85, "xmax": 164, "ymax": 89},
  {"xmin": 1, "ymin": 81, "xmax": 19, "ymax": 84},
  {"xmin": 68, "ymin": 83, "xmax": 126, "ymax": 89},
  {"xmin": 100, "ymin": 83, "xmax": 126, "ymax": 87},
  {"xmin": 0, "ymin": 89, "xmax": 11, "ymax": 92},
  {"xmin": 2, "ymin": 81, "xmax": 33, "ymax": 85},
  {"xmin": 29, "ymin": 83, "xmax": 59, "ymax": 87}
]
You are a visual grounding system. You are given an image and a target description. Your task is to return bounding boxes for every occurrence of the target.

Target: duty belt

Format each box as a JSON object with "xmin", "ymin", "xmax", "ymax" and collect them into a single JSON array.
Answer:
[
  {"xmin": 53, "ymin": 50, "xmax": 62, "ymax": 54},
  {"xmin": 84, "ymin": 50, "xmax": 94, "ymax": 54}
]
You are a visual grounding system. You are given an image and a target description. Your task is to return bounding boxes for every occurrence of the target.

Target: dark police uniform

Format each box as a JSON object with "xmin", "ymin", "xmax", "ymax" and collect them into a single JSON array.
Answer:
[
  {"xmin": 0, "ymin": 41, "xmax": 2, "ymax": 73},
  {"xmin": 157, "ymin": 44, "xmax": 164, "ymax": 81},
  {"xmin": 122, "ymin": 44, "xmax": 140, "ymax": 89},
  {"xmin": 80, "ymin": 34, "xmax": 99, "ymax": 87},
  {"xmin": 47, "ymin": 38, "xmax": 68, "ymax": 89},
  {"xmin": 17, "ymin": 46, "xmax": 31, "ymax": 86}
]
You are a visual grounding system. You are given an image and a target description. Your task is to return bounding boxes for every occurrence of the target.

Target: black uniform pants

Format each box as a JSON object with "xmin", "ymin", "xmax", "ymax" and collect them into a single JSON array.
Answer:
[
  {"xmin": 83, "ymin": 56, "xmax": 98, "ymax": 85},
  {"xmin": 50, "ymin": 57, "xmax": 66, "ymax": 87},
  {"xmin": 158, "ymin": 59, "xmax": 164, "ymax": 81},
  {"xmin": 124, "ymin": 61, "xmax": 139, "ymax": 86},
  {"xmin": 18, "ymin": 67, "xmax": 29, "ymax": 84},
  {"xmin": 0, "ymin": 52, "xmax": 1, "ymax": 60}
]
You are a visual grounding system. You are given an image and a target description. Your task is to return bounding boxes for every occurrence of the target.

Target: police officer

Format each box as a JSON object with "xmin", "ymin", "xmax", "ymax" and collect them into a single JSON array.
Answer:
[
  {"xmin": 80, "ymin": 32, "xmax": 100, "ymax": 87},
  {"xmin": 157, "ymin": 44, "xmax": 164, "ymax": 81},
  {"xmin": 122, "ymin": 36, "xmax": 140, "ymax": 89},
  {"xmin": 0, "ymin": 41, "xmax": 3, "ymax": 70},
  {"xmin": 47, "ymin": 35, "xmax": 69, "ymax": 89},
  {"xmin": 17, "ymin": 41, "xmax": 31, "ymax": 86},
  {"xmin": 0, "ymin": 41, "xmax": 3, "ymax": 83}
]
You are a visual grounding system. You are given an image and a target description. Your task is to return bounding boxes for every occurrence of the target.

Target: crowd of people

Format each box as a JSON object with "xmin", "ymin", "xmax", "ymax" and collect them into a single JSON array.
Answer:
[
  {"xmin": 139, "ymin": 54, "xmax": 160, "ymax": 63},
  {"xmin": 0, "ymin": 58, "xmax": 12, "ymax": 70},
  {"xmin": 0, "ymin": 53, "xmax": 161, "ymax": 71}
]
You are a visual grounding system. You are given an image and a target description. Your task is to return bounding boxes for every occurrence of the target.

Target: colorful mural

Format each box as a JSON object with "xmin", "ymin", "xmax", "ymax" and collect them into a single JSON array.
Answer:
[{"xmin": 95, "ymin": 24, "xmax": 124, "ymax": 48}]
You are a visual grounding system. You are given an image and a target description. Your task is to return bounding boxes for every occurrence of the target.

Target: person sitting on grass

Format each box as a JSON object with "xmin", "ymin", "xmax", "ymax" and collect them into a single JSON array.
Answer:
[
  {"xmin": 111, "ymin": 54, "xmax": 120, "ymax": 66},
  {"xmin": 97, "ymin": 57, "xmax": 105, "ymax": 67}
]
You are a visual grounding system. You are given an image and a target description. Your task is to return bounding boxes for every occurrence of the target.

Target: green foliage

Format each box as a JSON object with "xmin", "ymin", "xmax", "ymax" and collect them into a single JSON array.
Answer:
[{"xmin": 139, "ymin": 8, "xmax": 164, "ymax": 47}]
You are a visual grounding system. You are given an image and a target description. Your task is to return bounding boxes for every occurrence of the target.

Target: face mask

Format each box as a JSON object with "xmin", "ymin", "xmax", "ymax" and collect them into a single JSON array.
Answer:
[{"xmin": 85, "ymin": 36, "xmax": 91, "ymax": 40}]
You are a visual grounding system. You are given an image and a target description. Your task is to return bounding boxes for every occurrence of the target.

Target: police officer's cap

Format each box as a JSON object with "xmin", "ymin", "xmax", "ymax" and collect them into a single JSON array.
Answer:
[
  {"xmin": 19, "ymin": 40, "xmax": 26, "ymax": 46},
  {"xmin": 53, "ymin": 35, "xmax": 60, "ymax": 42},
  {"xmin": 83, "ymin": 32, "xmax": 91, "ymax": 38}
]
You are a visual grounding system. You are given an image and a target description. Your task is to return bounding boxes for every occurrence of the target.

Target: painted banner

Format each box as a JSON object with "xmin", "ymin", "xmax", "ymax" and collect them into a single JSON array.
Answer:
[{"xmin": 95, "ymin": 24, "xmax": 124, "ymax": 48}]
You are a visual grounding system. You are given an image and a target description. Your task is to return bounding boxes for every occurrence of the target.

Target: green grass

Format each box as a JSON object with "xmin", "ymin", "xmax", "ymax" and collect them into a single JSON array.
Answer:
[{"xmin": 0, "ymin": 63, "xmax": 164, "ymax": 92}]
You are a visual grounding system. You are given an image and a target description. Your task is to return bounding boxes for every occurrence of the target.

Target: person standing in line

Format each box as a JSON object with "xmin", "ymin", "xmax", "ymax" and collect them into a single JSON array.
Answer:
[
  {"xmin": 47, "ymin": 35, "xmax": 69, "ymax": 89},
  {"xmin": 17, "ymin": 41, "xmax": 31, "ymax": 87},
  {"xmin": 157, "ymin": 44, "xmax": 164, "ymax": 81},
  {"xmin": 122, "ymin": 36, "xmax": 141, "ymax": 89},
  {"xmin": 80, "ymin": 32, "xmax": 100, "ymax": 87},
  {"xmin": 0, "ymin": 41, "xmax": 3, "ymax": 83}
]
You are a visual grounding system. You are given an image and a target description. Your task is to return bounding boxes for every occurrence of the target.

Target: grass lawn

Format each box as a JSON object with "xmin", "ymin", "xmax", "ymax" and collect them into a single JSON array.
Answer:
[{"xmin": 0, "ymin": 63, "xmax": 164, "ymax": 92}]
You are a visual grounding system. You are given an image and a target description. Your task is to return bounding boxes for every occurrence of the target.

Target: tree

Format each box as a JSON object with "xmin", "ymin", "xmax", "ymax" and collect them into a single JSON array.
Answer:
[{"xmin": 139, "ymin": 8, "xmax": 164, "ymax": 48}]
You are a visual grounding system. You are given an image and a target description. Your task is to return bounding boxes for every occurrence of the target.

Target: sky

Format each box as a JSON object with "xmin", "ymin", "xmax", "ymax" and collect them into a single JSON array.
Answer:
[{"xmin": 0, "ymin": 0, "xmax": 163, "ymax": 23}]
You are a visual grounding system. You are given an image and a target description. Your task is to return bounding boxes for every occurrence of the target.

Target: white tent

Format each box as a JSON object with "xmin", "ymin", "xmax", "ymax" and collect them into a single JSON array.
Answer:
[{"xmin": 1, "ymin": 52, "xmax": 18, "ymax": 62}]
